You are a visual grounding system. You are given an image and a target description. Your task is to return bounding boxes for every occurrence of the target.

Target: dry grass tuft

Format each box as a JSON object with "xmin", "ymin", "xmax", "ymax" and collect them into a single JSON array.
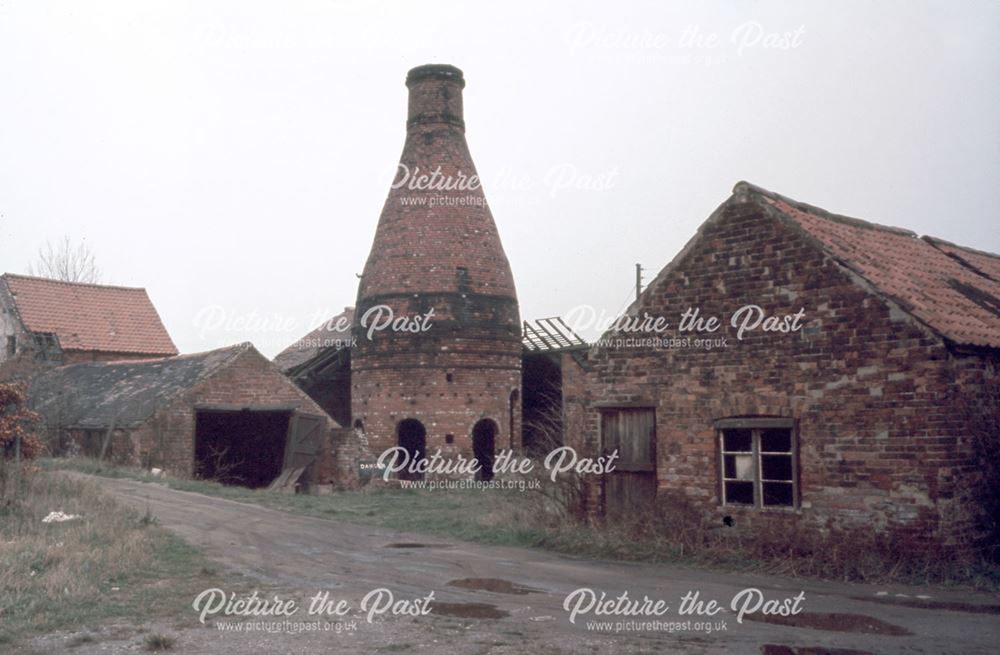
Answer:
[
  {"xmin": 0, "ymin": 472, "xmax": 158, "ymax": 605},
  {"xmin": 144, "ymin": 633, "xmax": 176, "ymax": 651},
  {"xmin": 0, "ymin": 469, "xmax": 222, "ymax": 647}
]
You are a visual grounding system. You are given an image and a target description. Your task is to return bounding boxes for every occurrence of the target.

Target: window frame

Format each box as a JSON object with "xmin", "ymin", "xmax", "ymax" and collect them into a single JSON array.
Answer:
[{"xmin": 715, "ymin": 418, "xmax": 799, "ymax": 510}]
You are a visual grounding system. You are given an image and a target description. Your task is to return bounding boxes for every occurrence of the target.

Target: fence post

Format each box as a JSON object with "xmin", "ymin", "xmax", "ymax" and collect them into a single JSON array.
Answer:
[{"xmin": 13, "ymin": 432, "xmax": 21, "ymax": 496}]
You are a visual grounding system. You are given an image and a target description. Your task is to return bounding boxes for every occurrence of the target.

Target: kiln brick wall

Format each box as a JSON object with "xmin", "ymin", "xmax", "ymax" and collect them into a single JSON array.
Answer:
[
  {"xmin": 352, "ymin": 364, "xmax": 521, "ymax": 459},
  {"xmin": 351, "ymin": 65, "xmax": 521, "ymax": 466}
]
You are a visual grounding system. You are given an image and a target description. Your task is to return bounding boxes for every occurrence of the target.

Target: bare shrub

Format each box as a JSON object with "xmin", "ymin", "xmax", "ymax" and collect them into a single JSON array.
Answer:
[
  {"xmin": 511, "ymin": 400, "xmax": 591, "ymax": 525},
  {"xmin": 0, "ymin": 383, "xmax": 45, "ymax": 501},
  {"xmin": 193, "ymin": 444, "xmax": 245, "ymax": 485}
]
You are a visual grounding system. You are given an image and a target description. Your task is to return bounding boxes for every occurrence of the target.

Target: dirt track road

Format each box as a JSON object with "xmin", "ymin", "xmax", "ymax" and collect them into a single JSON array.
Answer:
[{"xmin": 33, "ymin": 475, "xmax": 1000, "ymax": 655}]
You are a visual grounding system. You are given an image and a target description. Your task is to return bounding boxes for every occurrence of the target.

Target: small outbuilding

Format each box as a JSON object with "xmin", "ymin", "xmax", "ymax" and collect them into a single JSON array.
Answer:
[
  {"xmin": 30, "ymin": 342, "xmax": 360, "ymax": 490},
  {"xmin": 572, "ymin": 182, "xmax": 1000, "ymax": 554}
]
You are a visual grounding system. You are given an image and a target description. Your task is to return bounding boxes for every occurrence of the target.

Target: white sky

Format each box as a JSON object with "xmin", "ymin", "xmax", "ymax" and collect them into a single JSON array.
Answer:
[{"xmin": 1, "ymin": 0, "xmax": 998, "ymax": 357}]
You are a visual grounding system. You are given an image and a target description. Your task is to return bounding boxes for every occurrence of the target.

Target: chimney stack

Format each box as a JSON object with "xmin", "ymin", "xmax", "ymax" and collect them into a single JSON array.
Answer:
[
  {"xmin": 351, "ymin": 64, "xmax": 522, "ymax": 478},
  {"xmin": 406, "ymin": 64, "xmax": 465, "ymax": 130}
]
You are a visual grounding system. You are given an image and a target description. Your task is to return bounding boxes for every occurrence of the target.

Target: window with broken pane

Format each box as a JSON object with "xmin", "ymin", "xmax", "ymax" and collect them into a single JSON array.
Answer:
[{"xmin": 719, "ymin": 423, "xmax": 797, "ymax": 508}]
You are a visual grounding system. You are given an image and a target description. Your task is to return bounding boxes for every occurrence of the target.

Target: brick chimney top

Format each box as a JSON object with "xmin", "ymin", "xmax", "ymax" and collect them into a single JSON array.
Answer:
[
  {"xmin": 406, "ymin": 64, "xmax": 465, "ymax": 86},
  {"xmin": 406, "ymin": 64, "xmax": 465, "ymax": 130},
  {"xmin": 357, "ymin": 64, "xmax": 517, "ymax": 301}
]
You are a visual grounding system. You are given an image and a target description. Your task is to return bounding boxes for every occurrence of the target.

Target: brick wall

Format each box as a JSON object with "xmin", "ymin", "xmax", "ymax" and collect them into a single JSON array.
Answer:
[
  {"xmin": 352, "ymin": 364, "xmax": 521, "ymax": 460},
  {"xmin": 126, "ymin": 347, "xmax": 360, "ymax": 488},
  {"xmin": 0, "ymin": 282, "xmax": 41, "ymax": 383},
  {"xmin": 577, "ymin": 193, "xmax": 999, "ymax": 552},
  {"xmin": 350, "ymin": 65, "xmax": 522, "ymax": 467}
]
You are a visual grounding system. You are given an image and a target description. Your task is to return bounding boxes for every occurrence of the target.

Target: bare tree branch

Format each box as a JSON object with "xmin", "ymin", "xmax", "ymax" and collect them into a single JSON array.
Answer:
[{"xmin": 27, "ymin": 236, "xmax": 101, "ymax": 283}]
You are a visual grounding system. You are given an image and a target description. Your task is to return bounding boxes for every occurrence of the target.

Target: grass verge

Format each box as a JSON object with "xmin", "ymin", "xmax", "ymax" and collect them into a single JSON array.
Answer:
[{"xmin": 0, "ymin": 467, "xmax": 231, "ymax": 650}]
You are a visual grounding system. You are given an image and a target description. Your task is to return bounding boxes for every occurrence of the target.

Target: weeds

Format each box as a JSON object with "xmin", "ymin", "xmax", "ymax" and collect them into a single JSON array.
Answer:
[
  {"xmin": 144, "ymin": 633, "xmax": 176, "ymax": 651},
  {"xmin": 138, "ymin": 500, "xmax": 158, "ymax": 527},
  {"xmin": 42, "ymin": 456, "xmax": 1000, "ymax": 590},
  {"xmin": 67, "ymin": 633, "xmax": 97, "ymax": 647},
  {"xmin": 0, "ymin": 470, "xmax": 231, "ymax": 648}
]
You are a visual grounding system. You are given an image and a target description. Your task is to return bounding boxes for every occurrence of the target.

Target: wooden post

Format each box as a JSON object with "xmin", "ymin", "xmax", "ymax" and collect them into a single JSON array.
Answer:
[
  {"xmin": 98, "ymin": 415, "xmax": 117, "ymax": 462},
  {"xmin": 13, "ymin": 432, "xmax": 21, "ymax": 495}
]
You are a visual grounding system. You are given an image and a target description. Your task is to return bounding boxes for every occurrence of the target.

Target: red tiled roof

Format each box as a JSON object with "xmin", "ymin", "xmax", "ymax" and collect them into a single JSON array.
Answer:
[
  {"xmin": 922, "ymin": 236, "xmax": 1000, "ymax": 283},
  {"xmin": 748, "ymin": 186, "xmax": 1000, "ymax": 349},
  {"xmin": 2, "ymin": 274, "xmax": 178, "ymax": 355}
]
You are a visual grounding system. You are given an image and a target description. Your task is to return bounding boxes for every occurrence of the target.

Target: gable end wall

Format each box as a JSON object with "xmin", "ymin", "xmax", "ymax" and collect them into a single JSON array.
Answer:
[{"xmin": 579, "ymin": 195, "xmax": 997, "ymax": 550}]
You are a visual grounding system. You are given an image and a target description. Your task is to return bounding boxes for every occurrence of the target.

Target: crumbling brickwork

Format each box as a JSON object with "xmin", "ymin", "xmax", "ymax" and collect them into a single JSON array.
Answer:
[
  {"xmin": 124, "ymin": 347, "xmax": 362, "ymax": 488},
  {"xmin": 351, "ymin": 65, "xmax": 522, "ymax": 465},
  {"xmin": 575, "ymin": 185, "xmax": 999, "ymax": 553}
]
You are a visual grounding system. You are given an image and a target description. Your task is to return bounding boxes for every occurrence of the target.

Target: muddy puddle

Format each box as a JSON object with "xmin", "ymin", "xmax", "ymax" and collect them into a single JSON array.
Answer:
[
  {"xmin": 761, "ymin": 645, "xmax": 876, "ymax": 655},
  {"xmin": 746, "ymin": 611, "xmax": 911, "ymax": 636},
  {"xmin": 447, "ymin": 578, "xmax": 542, "ymax": 595},
  {"xmin": 430, "ymin": 601, "xmax": 509, "ymax": 619},
  {"xmin": 852, "ymin": 595, "xmax": 1000, "ymax": 615}
]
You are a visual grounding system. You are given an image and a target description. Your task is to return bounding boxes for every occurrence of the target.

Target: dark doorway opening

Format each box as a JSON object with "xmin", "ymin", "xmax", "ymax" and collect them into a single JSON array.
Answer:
[
  {"xmin": 397, "ymin": 419, "xmax": 426, "ymax": 481},
  {"xmin": 195, "ymin": 410, "xmax": 291, "ymax": 488},
  {"xmin": 472, "ymin": 419, "xmax": 497, "ymax": 481},
  {"xmin": 522, "ymin": 354, "xmax": 563, "ymax": 456}
]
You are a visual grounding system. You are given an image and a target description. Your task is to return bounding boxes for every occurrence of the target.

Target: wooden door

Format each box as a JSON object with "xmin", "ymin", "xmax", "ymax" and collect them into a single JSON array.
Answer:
[
  {"xmin": 281, "ymin": 412, "xmax": 324, "ymax": 488},
  {"xmin": 601, "ymin": 408, "xmax": 657, "ymax": 519}
]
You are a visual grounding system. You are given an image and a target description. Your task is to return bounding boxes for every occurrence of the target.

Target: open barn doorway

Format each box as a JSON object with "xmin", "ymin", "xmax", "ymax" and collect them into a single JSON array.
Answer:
[{"xmin": 194, "ymin": 409, "xmax": 291, "ymax": 487}]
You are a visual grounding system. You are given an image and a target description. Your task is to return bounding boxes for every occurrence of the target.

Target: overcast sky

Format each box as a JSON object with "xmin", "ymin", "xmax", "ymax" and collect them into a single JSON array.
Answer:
[{"xmin": 1, "ymin": 0, "xmax": 998, "ymax": 357}]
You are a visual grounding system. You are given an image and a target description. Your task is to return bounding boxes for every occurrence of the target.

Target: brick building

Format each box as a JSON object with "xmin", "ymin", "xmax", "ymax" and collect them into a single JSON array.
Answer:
[
  {"xmin": 348, "ymin": 64, "xmax": 522, "ymax": 479},
  {"xmin": 274, "ymin": 307, "xmax": 355, "ymax": 428},
  {"xmin": 0, "ymin": 273, "xmax": 177, "ymax": 382},
  {"xmin": 570, "ymin": 182, "xmax": 999, "ymax": 552},
  {"xmin": 30, "ymin": 342, "xmax": 360, "ymax": 490}
]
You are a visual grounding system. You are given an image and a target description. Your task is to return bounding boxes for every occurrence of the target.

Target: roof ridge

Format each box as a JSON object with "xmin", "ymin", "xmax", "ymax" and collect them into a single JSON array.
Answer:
[
  {"xmin": 1, "ymin": 272, "xmax": 149, "ymax": 292},
  {"xmin": 28, "ymin": 343, "xmax": 266, "ymax": 430},
  {"xmin": 52, "ymin": 342, "xmax": 251, "ymax": 369},
  {"xmin": 733, "ymin": 181, "xmax": 918, "ymax": 238},
  {"xmin": 921, "ymin": 235, "xmax": 1000, "ymax": 260},
  {"xmin": 165, "ymin": 341, "xmax": 253, "ymax": 362}
]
